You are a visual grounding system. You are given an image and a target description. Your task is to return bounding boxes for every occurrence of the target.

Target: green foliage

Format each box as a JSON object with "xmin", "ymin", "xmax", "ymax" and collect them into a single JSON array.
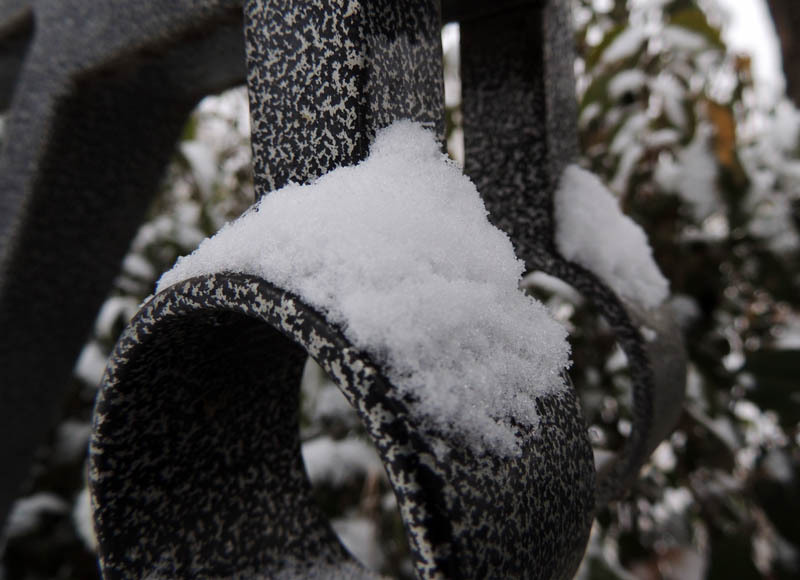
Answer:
[
  {"xmin": 571, "ymin": 0, "xmax": 800, "ymax": 577},
  {"xmin": 669, "ymin": 7, "xmax": 725, "ymax": 49},
  {"xmin": 4, "ymin": 1, "xmax": 799, "ymax": 578}
]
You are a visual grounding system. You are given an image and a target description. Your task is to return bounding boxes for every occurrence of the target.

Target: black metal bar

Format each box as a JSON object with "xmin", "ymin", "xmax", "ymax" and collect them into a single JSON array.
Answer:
[
  {"xmin": 460, "ymin": 0, "xmax": 685, "ymax": 506},
  {"xmin": 0, "ymin": 0, "xmax": 245, "ymax": 528},
  {"xmin": 244, "ymin": 0, "xmax": 444, "ymax": 194},
  {"xmin": 90, "ymin": 1, "xmax": 597, "ymax": 577},
  {"xmin": 461, "ymin": 0, "xmax": 577, "ymax": 269},
  {"xmin": 0, "ymin": 1, "xmax": 32, "ymax": 111}
]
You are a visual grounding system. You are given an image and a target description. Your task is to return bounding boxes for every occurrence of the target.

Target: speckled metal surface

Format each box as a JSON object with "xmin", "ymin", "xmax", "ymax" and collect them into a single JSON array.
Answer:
[
  {"xmin": 461, "ymin": 0, "xmax": 685, "ymax": 507},
  {"xmin": 0, "ymin": 0, "xmax": 246, "ymax": 529},
  {"xmin": 461, "ymin": 0, "xmax": 566, "ymax": 262},
  {"xmin": 92, "ymin": 274, "xmax": 595, "ymax": 579},
  {"xmin": 545, "ymin": 260, "xmax": 686, "ymax": 506},
  {"xmin": 244, "ymin": 0, "xmax": 445, "ymax": 193},
  {"xmin": 0, "ymin": 0, "xmax": 31, "ymax": 110},
  {"xmin": 89, "ymin": 0, "xmax": 599, "ymax": 578}
]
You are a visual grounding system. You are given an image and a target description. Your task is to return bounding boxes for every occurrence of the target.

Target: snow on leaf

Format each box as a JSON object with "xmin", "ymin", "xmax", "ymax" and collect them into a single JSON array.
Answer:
[
  {"xmin": 655, "ymin": 124, "xmax": 720, "ymax": 221},
  {"xmin": 600, "ymin": 26, "xmax": 647, "ymax": 65},
  {"xmin": 608, "ymin": 69, "xmax": 648, "ymax": 100}
]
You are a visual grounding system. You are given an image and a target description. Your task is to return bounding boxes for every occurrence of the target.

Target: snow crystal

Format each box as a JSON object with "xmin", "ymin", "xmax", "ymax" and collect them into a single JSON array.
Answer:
[
  {"xmin": 554, "ymin": 165, "xmax": 669, "ymax": 309},
  {"xmin": 301, "ymin": 436, "xmax": 383, "ymax": 486},
  {"xmin": 158, "ymin": 121, "xmax": 571, "ymax": 455}
]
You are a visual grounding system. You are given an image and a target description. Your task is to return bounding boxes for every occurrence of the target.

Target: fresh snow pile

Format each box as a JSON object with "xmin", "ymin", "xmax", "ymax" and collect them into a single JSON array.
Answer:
[
  {"xmin": 158, "ymin": 121, "xmax": 570, "ymax": 455},
  {"xmin": 555, "ymin": 165, "xmax": 669, "ymax": 309}
]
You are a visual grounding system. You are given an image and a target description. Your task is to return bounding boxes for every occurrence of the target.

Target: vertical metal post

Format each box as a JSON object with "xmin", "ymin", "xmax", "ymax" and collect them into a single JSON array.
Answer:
[
  {"xmin": 461, "ymin": 0, "xmax": 686, "ymax": 507},
  {"xmin": 461, "ymin": 0, "xmax": 577, "ymax": 270},
  {"xmin": 244, "ymin": 0, "xmax": 444, "ymax": 194}
]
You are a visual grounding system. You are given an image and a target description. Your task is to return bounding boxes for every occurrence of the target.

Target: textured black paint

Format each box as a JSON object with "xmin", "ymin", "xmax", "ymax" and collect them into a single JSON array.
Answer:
[
  {"xmin": 89, "ymin": 1, "xmax": 598, "ymax": 577},
  {"xmin": 461, "ymin": 0, "xmax": 685, "ymax": 507},
  {"xmin": 0, "ymin": 0, "xmax": 246, "ymax": 528},
  {"xmin": 92, "ymin": 274, "xmax": 595, "ymax": 579},
  {"xmin": 0, "ymin": 0, "xmax": 685, "ymax": 576}
]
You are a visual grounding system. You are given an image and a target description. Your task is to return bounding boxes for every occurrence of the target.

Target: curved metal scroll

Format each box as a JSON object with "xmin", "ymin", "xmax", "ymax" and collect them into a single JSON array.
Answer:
[
  {"xmin": 90, "ymin": 0, "xmax": 596, "ymax": 577},
  {"xmin": 92, "ymin": 274, "xmax": 594, "ymax": 578},
  {"xmin": 0, "ymin": 0, "xmax": 246, "ymax": 525},
  {"xmin": 460, "ymin": 0, "xmax": 687, "ymax": 506},
  {"xmin": 0, "ymin": 0, "xmax": 683, "ymax": 576}
]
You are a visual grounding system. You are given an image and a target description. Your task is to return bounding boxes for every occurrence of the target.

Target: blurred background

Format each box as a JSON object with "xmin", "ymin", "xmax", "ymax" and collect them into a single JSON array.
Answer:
[{"xmin": 1, "ymin": 0, "xmax": 798, "ymax": 578}]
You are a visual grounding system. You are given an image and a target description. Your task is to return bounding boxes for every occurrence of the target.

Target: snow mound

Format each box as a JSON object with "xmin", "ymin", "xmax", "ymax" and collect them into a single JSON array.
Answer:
[
  {"xmin": 158, "ymin": 121, "xmax": 570, "ymax": 456},
  {"xmin": 555, "ymin": 164, "xmax": 669, "ymax": 309}
]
